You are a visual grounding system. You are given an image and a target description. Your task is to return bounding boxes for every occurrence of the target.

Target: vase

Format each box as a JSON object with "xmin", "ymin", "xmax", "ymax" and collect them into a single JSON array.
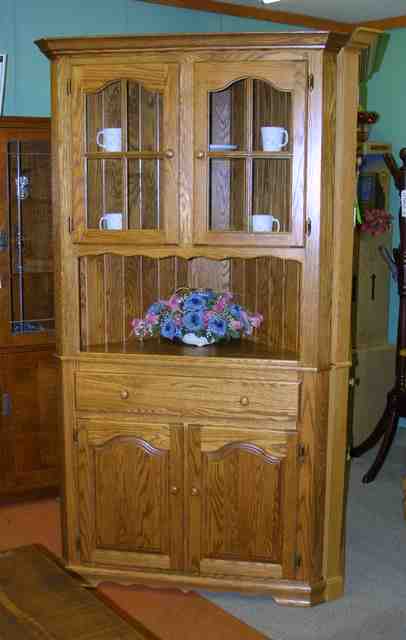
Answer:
[{"xmin": 181, "ymin": 333, "xmax": 215, "ymax": 347}]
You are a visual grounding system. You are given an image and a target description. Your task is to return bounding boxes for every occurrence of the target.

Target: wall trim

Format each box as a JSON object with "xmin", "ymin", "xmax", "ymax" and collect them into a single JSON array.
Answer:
[{"xmin": 139, "ymin": 0, "xmax": 354, "ymax": 32}]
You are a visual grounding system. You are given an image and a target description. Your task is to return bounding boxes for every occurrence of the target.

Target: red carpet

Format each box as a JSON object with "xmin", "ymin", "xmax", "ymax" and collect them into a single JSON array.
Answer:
[{"xmin": 0, "ymin": 497, "xmax": 269, "ymax": 640}]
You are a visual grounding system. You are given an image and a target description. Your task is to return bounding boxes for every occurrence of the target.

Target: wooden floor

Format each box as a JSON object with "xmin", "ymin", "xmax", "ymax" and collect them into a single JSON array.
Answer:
[{"xmin": 0, "ymin": 498, "xmax": 268, "ymax": 640}]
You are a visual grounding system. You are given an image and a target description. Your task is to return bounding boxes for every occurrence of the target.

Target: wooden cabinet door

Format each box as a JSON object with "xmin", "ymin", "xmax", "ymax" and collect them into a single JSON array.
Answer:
[
  {"xmin": 186, "ymin": 424, "xmax": 299, "ymax": 580},
  {"xmin": 71, "ymin": 62, "xmax": 179, "ymax": 245},
  {"xmin": 0, "ymin": 354, "xmax": 16, "ymax": 492},
  {"xmin": 193, "ymin": 60, "xmax": 307, "ymax": 247},
  {"xmin": 1, "ymin": 350, "xmax": 59, "ymax": 494},
  {"xmin": 77, "ymin": 419, "xmax": 184, "ymax": 572}
]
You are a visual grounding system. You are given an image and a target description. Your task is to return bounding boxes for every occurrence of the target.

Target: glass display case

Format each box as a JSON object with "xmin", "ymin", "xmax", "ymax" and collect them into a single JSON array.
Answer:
[{"xmin": 0, "ymin": 117, "xmax": 58, "ymax": 499}]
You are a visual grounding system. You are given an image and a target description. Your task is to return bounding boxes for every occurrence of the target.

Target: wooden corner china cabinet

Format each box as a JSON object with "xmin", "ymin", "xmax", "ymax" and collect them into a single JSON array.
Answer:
[
  {"xmin": 0, "ymin": 117, "xmax": 59, "ymax": 499},
  {"xmin": 37, "ymin": 29, "xmax": 376, "ymax": 606}
]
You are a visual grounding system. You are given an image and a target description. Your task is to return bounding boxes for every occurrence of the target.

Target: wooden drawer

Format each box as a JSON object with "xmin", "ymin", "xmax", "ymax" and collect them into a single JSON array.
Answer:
[{"xmin": 75, "ymin": 372, "xmax": 299, "ymax": 422}]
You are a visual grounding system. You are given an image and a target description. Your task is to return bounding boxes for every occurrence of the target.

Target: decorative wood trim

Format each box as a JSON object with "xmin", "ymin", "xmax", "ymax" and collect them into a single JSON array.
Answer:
[
  {"xmin": 36, "ymin": 32, "xmax": 351, "ymax": 60},
  {"xmin": 359, "ymin": 15, "xmax": 406, "ymax": 30},
  {"xmin": 138, "ymin": 0, "xmax": 354, "ymax": 33}
]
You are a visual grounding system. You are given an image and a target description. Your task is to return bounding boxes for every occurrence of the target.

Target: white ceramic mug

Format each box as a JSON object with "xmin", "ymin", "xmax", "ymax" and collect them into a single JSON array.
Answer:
[
  {"xmin": 99, "ymin": 212, "xmax": 123, "ymax": 230},
  {"xmin": 96, "ymin": 127, "xmax": 122, "ymax": 152},
  {"xmin": 252, "ymin": 214, "xmax": 280, "ymax": 233},
  {"xmin": 261, "ymin": 126, "xmax": 289, "ymax": 152}
]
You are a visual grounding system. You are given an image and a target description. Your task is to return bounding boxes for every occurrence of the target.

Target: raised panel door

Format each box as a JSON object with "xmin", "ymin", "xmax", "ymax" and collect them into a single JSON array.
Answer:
[
  {"xmin": 0, "ymin": 350, "xmax": 59, "ymax": 496},
  {"xmin": 71, "ymin": 63, "xmax": 179, "ymax": 245},
  {"xmin": 77, "ymin": 419, "xmax": 184, "ymax": 572},
  {"xmin": 186, "ymin": 424, "xmax": 299, "ymax": 580}
]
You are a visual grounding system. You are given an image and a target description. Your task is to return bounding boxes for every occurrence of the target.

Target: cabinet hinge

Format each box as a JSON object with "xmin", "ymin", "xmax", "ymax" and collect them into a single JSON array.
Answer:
[
  {"xmin": 308, "ymin": 74, "xmax": 314, "ymax": 92},
  {"xmin": 66, "ymin": 79, "xmax": 72, "ymax": 96},
  {"xmin": 76, "ymin": 536, "xmax": 81, "ymax": 553},
  {"xmin": 305, "ymin": 218, "xmax": 312, "ymax": 237},
  {"xmin": 297, "ymin": 443, "xmax": 306, "ymax": 463},
  {"xmin": 294, "ymin": 552, "xmax": 302, "ymax": 570},
  {"xmin": 68, "ymin": 216, "xmax": 73, "ymax": 234}
]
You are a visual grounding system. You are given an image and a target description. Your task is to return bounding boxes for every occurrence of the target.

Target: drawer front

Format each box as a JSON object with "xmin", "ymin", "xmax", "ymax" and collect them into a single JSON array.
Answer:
[{"xmin": 75, "ymin": 372, "xmax": 299, "ymax": 421}]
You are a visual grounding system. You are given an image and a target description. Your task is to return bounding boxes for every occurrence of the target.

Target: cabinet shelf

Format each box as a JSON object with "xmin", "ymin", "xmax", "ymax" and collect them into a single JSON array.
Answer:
[{"xmin": 81, "ymin": 337, "xmax": 299, "ymax": 364}]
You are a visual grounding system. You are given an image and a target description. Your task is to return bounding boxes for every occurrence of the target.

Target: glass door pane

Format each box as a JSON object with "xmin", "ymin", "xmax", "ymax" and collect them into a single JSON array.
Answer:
[
  {"xmin": 209, "ymin": 158, "xmax": 246, "ymax": 231},
  {"xmin": 85, "ymin": 79, "xmax": 164, "ymax": 232},
  {"xmin": 251, "ymin": 159, "xmax": 291, "ymax": 233},
  {"xmin": 209, "ymin": 80, "xmax": 246, "ymax": 152},
  {"xmin": 253, "ymin": 80, "xmax": 291, "ymax": 153},
  {"xmin": 7, "ymin": 140, "xmax": 54, "ymax": 335}
]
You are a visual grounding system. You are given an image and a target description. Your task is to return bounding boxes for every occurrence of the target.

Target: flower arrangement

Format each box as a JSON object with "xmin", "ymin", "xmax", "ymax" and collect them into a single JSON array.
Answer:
[
  {"xmin": 131, "ymin": 288, "xmax": 263, "ymax": 347},
  {"xmin": 359, "ymin": 208, "xmax": 392, "ymax": 236}
]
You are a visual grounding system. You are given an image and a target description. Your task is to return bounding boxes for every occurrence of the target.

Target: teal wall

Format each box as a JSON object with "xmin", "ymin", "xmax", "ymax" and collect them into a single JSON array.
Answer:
[
  {"xmin": 2, "ymin": 0, "xmax": 401, "ymax": 342},
  {"xmin": 0, "ymin": 0, "xmax": 297, "ymax": 117},
  {"xmin": 367, "ymin": 28, "xmax": 406, "ymax": 345}
]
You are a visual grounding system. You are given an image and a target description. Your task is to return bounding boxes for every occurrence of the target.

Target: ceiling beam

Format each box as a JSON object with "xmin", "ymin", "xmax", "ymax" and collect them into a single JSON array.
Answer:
[
  {"xmin": 359, "ymin": 15, "xmax": 406, "ymax": 30},
  {"xmin": 139, "ymin": 0, "xmax": 354, "ymax": 33}
]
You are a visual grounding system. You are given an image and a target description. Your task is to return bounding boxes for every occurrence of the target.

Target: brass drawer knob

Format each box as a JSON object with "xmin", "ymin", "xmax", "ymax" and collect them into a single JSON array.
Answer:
[
  {"xmin": 191, "ymin": 487, "xmax": 200, "ymax": 496},
  {"xmin": 196, "ymin": 151, "xmax": 205, "ymax": 159},
  {"xmin": 170, "ymin": 486, "xmax": 179, "ymax": 495},
  {"xmin": 240, "ymin": 396, "xmax": 250, "ymax": 406},
  {"xmin": 165, "ymin": 149, "xmax": 174, "ymax": 159},
  {"xmin": 120, "ymin": 390, "xmax": 129, "ymax": 400}
]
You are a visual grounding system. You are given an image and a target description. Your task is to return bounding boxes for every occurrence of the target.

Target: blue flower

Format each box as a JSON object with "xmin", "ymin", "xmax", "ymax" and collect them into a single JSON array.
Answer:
[
  {"xmin": 183, "ymin": 310, "xmax": 205, "ymax": 331},
  {"xmin": 160, "ymin": 318, "xmax": 177, "ymax": 340},
  {"xmin": 184, "ymin": 293, "xmax": 206, "ymax": 311},
  {"xmin": 147, "ymin": 302, "xmax": 166, "ymax": 315},
  {"xmin": 208, "ymin": 314, "xmax": 227, "ymax": 337},
  {"xmin": 229, "ymin": 304, "xmax": 242, "ymax": 319}
]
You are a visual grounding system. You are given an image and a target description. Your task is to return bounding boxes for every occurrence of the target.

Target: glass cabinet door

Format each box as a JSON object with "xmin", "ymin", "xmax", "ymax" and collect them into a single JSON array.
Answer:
[
  {"xmin": 7, "ymin": 140, "xmax": 54, "ymax": 337},
  {"xmin": 71, "ymin": 64, "xmax": 179, "ymax": 243},
  {"xmin": 194, "ymin": 61, "xmax": 307, "ymax": 246}
]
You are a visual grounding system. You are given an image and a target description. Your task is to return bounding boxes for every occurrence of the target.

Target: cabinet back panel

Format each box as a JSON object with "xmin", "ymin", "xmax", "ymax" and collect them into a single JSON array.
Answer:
[{"xmin": 79, "ymin": 255, "xmax": 301, "ymax": 356}]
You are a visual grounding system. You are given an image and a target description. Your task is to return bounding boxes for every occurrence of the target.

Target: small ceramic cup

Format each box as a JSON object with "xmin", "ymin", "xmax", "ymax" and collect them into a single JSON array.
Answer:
[
  {"xmin": 260, "ymin": 126, "xmax": 289, "ymax": 152},
  {"xmin": 252, "ymin": 214, "xmax": 280, "ymax": 232},
  {"xmin": 98, "ymin": 212, "xmax": 123, "ymax": 230},
  {"xmin": 96, "ymin": 127, "xmax": 122, "ymax": 152}
]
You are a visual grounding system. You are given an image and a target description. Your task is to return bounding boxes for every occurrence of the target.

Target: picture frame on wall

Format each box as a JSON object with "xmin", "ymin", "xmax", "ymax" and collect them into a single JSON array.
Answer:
[{"xmin": 0, "ymin": 53, "xmax": 7, "ymax": 115}]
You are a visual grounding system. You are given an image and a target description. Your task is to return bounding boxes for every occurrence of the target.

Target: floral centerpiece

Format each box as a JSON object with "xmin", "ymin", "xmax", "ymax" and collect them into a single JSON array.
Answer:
[
  {"xmin": 359, "ymin": 208, "xmax": 392, "ymax": 236},
  {"xmin": 131, "ymin": 288, "xmax": 263, "ymax": 347}
]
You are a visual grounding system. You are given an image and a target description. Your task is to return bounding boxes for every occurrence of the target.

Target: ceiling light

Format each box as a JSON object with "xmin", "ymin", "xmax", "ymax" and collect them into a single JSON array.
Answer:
[{"xmin": 261, "ymin": 0, "xmax": 281, "ymax": 4}]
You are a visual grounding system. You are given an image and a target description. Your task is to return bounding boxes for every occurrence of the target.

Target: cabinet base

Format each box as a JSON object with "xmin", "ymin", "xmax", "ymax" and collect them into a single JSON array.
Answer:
[{"xmin": 67, "ymin": 563, "xmax": 331, "ymax": 607}]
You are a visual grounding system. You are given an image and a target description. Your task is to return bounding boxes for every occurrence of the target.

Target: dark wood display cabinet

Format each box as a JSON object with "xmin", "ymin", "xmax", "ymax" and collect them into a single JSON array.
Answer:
[{"xmin": 0, "ymin": 117, "xmax": 59, "ymax": 500}]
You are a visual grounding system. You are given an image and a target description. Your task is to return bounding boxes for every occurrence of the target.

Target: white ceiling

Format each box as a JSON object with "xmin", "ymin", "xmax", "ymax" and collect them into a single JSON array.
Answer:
[{"xmin": 214, "ymin": 0, "xmax": 406, "ymax": 23}]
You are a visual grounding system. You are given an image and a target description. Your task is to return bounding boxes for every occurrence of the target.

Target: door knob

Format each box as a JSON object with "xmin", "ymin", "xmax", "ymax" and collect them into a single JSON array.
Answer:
[
  {"xmin": 191, "ymin": 487, "xmax": 200, "ymax": 496},
  {"xmin": 170, "ymin": 486, "xmax": 179, "ymax": 495},
  {"xmin": 165, "ymin": 149, "xmax": 174, "ymax": 159},
  {"xmin": 196, "ymin": 151, "xmax": 205, "ymax": 159},
  {"xmin": 240, "ymin": 396, "xmax": 250, "ymax": 406},
  {"xmin": 120, "ymin": 390, "xmax": 129, "ymax": 400}
]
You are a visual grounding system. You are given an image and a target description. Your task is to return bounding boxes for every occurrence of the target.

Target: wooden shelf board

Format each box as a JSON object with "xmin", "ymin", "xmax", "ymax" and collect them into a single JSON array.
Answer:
[{"xmin": 81, "ymin": 338, "xmax": 299, "ymax": 364}]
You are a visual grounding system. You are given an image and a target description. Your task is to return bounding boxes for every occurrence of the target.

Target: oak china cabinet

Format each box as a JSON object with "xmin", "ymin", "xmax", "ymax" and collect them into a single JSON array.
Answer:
[
  {"xmin": 0, "ymin": 117, "xmax": 59, "ymax": 499},
  {"xmin": 37, "ymin": 29, "xmax": 376, "ymax": 606}
]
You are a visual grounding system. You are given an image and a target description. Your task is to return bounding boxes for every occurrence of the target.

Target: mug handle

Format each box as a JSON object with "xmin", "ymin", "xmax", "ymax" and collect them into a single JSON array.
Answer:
[
  {"xmin": 281, "ymin": 130, "xmax": 289, "ymax": 148},
  {"xmin": 96, "ymin": 130, "xmax": 106, "ymax": 149},
  {"xmin": 99, "ymin": 215, "xmax": 107, "ymax": 230},
  {"xmin": 272, "ymin": 218, "xmax": 281, "ymax": 232}
]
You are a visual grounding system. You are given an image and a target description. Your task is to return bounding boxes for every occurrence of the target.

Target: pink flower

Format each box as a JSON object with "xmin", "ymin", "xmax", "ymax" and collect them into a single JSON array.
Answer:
[
  {"xmin": 145, "ymin": 313, "xmax": 159, "ymax": 325},
  {"xmin": 230, "ymin": 320, "xmax": 242, "ymax": 331},
  {"xmin": 250, "ymin": 313, "xmax": 263, "ymax": 329},
  {"xmin": 168, "ymin": 294, "xmax": 181, "ymax": 310}
]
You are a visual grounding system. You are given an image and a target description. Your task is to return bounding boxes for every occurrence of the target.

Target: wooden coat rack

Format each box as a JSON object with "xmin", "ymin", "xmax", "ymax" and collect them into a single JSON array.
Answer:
[{"xmin": 351, "ymin": 148, "xmax": 406, "ymax": 482}]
